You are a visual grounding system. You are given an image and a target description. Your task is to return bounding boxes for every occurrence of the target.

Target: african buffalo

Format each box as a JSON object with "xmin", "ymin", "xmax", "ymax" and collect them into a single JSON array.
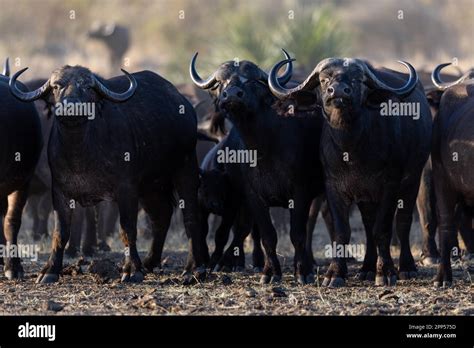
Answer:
[
  {"xmin": 10, "ymin": 65, "xmax": 205, "ymax": 283},
  {"xmin": 88, "ymin": 22, "xmax": 130, "ymax": 70},
  {"xmin": 0, "ymin": 67, "xmax": 42, "ymax": 279},
  {"xmin": 269, "ymin": 58, "xmax": 431, "ymax": 286},
  {"xmin": 418, "ymin": 69, "xmax": 474, "ymax": 265},
  {"xmin": 430, "ymin": 63, "xmax": 474, "ymax": 286},
  {"xmin": 191, "ymin": 50, "xmax": 327, "ymax": 284},
  {"xmin": 197, "ymin": 132, "xmax": 263, "ymax": 272}
]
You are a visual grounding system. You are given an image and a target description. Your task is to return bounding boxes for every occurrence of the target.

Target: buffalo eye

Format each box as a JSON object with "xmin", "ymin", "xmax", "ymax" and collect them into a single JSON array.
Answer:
[{"xmin": 321, "ymin": 78, "xmax": 329, "ymax": 85}]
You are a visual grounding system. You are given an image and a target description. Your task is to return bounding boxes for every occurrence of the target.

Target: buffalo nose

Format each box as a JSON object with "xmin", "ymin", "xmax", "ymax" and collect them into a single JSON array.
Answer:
[
  {"xmin": 222, "ymin": 86, "xmax": 244, "ymax": 100},
  {"xmin": 327, "ymin": 84, "xmax": 352, "ymax": 97}
]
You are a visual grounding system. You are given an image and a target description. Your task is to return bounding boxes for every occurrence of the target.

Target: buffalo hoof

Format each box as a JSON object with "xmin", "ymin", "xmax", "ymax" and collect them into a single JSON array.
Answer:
[
  {"xmin": 434, "ymin": 280, "xmax": 452, "ymax": 288},
  {"xmin": 82, "ymin": 247, "xmax": 94, "ymax": 257},
  {"xmin": 253, "ymin": 266, "xmax": 263, "ymax": 273},
  {"xmin": 5, "ymin": 269, "xmax": 24, "ymax": 280},
  {"xmin": 4, "ymin": 260, "xmax": 24, "ymax": 280},
  {"xmin": 220, "ymin": 265, "xmax": 232, "ymax": 273},
  {"xmin": 182, "ymin": 272, "xmax": 195, "ymax": 285},
  {"xmin": 463, "ymin": 253, "xmax": 474, "ymax": 270},
  {"xmin": 195, "ymin": 266, "xmax": 207, "ymax": 279},
  {"xmin": 296, "ymin": 273, "xmax": 314, "ymax": 285},
  {"xmin": 375, "ymin": 274, "xmax": 397, "ymax": 286},
  {"xmin": 270, "ymin": 275, "xmax": 281, "ymax": 284},
  {"xmin": 97, "ymin": 241, "xmax": 111, "ymax": 252},
  {"xmin": 121, "ymin": 273, "xmax": 130, "ymax": 282},
  {"xmin": 420, "ymin": 256, "xmax": 439, "ymax": 266},
  {"xmin": 64, "ymin": 247, "xmax": 78, "ymax": 258},
  {"xmin": 130, "ymin": 271, "xmax": 144, "ymax": 283},
  {"xmin": 212, "ymin": 265, "xmax": 221, "ymax": 273},
  {"xmin": 356, "ymin": 271, "xmax": 376, "ymax": 281},
  {"xmin": 398, "ymin": 271, "xmax": 418, "ymax": 280},
  {"xmin": 260, "ymin": 274, "xmax": 271, "ymax": 284},
  {"xmin": 322, "ymin": 277, "xmax": 345, "ymax": 287},
  {"xmin": 143, "ymin": 257, "xmax": 159, "ymax": 273},
  {"xmin": 36, "ymin": 273, "xmax": 59, "ymax": 284},
  {"xmin": 233, "ymin": 266, "xmax": 245, "ymax": 273}
]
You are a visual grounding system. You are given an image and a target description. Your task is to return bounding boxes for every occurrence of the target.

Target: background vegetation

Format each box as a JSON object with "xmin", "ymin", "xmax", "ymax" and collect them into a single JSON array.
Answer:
[{"xmin": 0, "ymin": 0, "xmax": 472, "ymax": 82}]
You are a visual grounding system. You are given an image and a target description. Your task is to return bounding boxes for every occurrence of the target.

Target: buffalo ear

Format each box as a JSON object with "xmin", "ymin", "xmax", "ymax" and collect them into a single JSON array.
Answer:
[
  {"xmin": 425, "ymin": 89, "xmax": 443, "ymax": 110},
  {"xmin": 365, "ymin": 88, "xmax": 396, "ymax": 108},
  {"xmin": 274, "ymin": 90, "xmax": 318, "ymax": 116},
  {"xmin": 292, "ymin": 90, "xmax": 318, "ymax": 106}
]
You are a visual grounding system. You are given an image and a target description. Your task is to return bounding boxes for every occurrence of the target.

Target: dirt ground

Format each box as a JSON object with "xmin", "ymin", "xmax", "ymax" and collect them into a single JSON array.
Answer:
[{"xmin": 0, "ymin": 212, "xmax": 472, "ymax": 316}]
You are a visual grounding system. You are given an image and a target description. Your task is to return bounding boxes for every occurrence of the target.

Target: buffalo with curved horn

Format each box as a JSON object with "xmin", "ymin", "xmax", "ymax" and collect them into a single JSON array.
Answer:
[
  {"xmin": 430, "ymin": 62, "xmax": 474, "ymax": 287},
  {"xmin": 10, "ymin": 65, "xmax": 206, "ymax": 286},
  {"xmin": 269, "ymin": 57, "xmax": 431, "ymax": 287},
  {"xmin": 190, "ymin": 50, "xmax": 335, "ymax": 285}
]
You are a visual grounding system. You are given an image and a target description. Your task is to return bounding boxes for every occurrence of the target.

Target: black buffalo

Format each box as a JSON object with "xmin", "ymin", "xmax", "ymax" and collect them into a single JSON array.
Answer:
[
  {"xmin": 417, "ymin": 69, "xmax": 474, "ymax": 265},
  {"xmin": 0, "ymin": 67, "xmax": 42, "ymax": 279},
  {"xmin": 430, "ymin": 63, "xmax": 474, "ymax": 286},
  {"xmin": 10, "ymin": 65, "xmax": 205, "ymax": 283},
  {"xmin": 197, "ymin": 131, "xmax": 263, "ymax": 272},
  {"xmin": 190, "ymin": 51, "xmax": 327, "ymax": 284},
  {"xmin": 269, "ymin": 58, "xmax": 431, "ymax": 287}
]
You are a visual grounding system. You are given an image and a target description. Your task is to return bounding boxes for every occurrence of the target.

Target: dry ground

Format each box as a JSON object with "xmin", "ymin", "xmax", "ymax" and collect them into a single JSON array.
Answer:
[
  {"xmin": 0, "ymin": 212, "xmax": 472, "ymax": 316},
  {"xmin": 0, "ymin": 251, "xmax": 472, "ymax": 316}
]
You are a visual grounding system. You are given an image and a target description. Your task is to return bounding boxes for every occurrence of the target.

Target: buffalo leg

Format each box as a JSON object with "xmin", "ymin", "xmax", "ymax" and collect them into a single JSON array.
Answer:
[
  {"xmin": 0, "ymin": 197, "xmax": 7, "ymax": 266},
  {"xmin": 142, "ymin": 191, "xmax": 173, "ymax": 272},
  {"xmin": 81, "ymin": 207, "xmax": 98, "ymax": 256},
  {"xmin": 65, "ymin": 208, "xmax": 84, "ymax": 257},
  {"xmin": 457, "ymin": 206, "xmax": 473, "ymax": 255},
  {"xmin": 306, "ymin": 197, "xmax": 322, "ymax": 267},
  {"xmin": 396, "ymin": 183, "xmax": 420, "ymax": 279},
  {"xmin": 175, "ymin": 152, "xmax": 206, "ymax": 281},
  {"xmin": 210, "ymin": 208, "xmax": 237, "ymax": 271},
  {"xmin": 323, "ymin": 185, "xmax": 351, "ymax": 287},
  {"xmin": 218, "ymin": 209, "xmax": 253, "ymax": 272},
  {"xmin": 373, "ymin": 184, "xmax": 399, "ymax": 286},
  {"xmin": 117, "ymin": 187, "xmax": 142, "ymax": 282},
  {"xmin": 247, "ymin": 195, "xmax": 281, "ymax": 284},
  {"xmin": 4, "ymin": 188, "xmax": 29, "ymax": 280},
  {"xmin": 417, "ymin": 162, "xmax": 439, "ymax": 265},
  {"xmin": 432, "ymin": 163, "xmax": 457, "ymax": 287},
  {"xmin": 251, "ymin": 225, "xmax": 264, "ymax": 271},
  {"xmin": 36, "ymin": 187, "xmax": 73, "ymax": 283},
  {"xmin": 289, "ymin": 193, "xmax": 314, "ymax": 285},
  {"xmin": 36, "ymin": 193, "xmax": 52, "ymax": 239},
  {"xmin": 356, "ymin": 202, "xmax": 377, "ymax": 281}
]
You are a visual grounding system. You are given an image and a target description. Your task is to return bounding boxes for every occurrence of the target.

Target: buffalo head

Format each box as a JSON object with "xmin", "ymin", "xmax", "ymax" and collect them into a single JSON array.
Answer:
[
  {"xmin": 268, "ymin": 58, "xmax": 418, "ymax": 129},
  {"xmin": 198, "ymin": 168, "xmax": 230, "ymax": 215},
  {"xmin": 190, "ymin": 49, "xmax": 293, "ymax": 121},
  {"xmin": 10, "ymin": 65, "xmax": 137, "ymax": 126}
]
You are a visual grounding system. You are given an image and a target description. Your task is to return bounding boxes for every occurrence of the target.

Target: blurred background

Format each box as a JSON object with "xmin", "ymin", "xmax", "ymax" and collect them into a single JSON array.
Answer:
[
  {"xmin": 4, "ymin": 0, "xmax": 473, "ymax": 256},
  {"xmin": 0, "ymin": 0, "xmax": 472, "ymax": 83}
]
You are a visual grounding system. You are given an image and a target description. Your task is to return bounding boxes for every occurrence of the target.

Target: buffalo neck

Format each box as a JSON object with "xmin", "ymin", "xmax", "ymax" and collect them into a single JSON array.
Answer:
[
  {"xmin": 325, "ymin": 111, "xmax": 370, "ymax": 153},
  {"xmin": 51, "ymin": 119, "xmax": 96, "ymax": 158},
  {"xmin": 228, "ymin": 105, "xmax": 277, "ymax": 155}
]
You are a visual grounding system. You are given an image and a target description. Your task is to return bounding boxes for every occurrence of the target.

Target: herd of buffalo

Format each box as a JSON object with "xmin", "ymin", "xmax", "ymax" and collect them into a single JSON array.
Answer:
[{"xmin": 0, "ymin": 49, "xmax": 472, "ymax": 288}]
